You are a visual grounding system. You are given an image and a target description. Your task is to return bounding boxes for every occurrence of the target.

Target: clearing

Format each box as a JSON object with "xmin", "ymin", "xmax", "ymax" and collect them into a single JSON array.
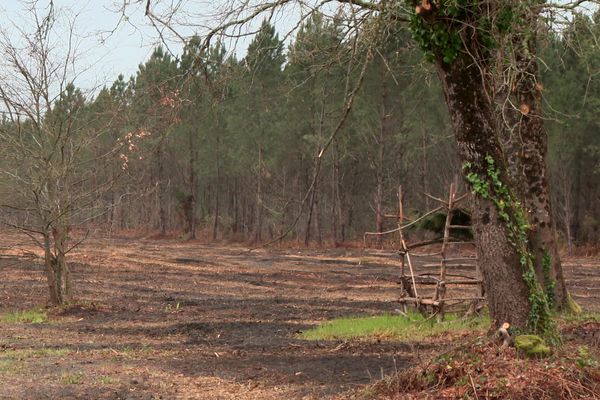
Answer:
[{"xmin": 0, "ymin": 233, "xmax": 599, "ymax": 399}]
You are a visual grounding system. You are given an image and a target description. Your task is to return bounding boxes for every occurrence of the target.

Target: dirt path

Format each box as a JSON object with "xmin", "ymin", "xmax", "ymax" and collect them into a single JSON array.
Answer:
[{"xmin": 0, "ymin": 235, "xmax": 598, "ymax": 399}]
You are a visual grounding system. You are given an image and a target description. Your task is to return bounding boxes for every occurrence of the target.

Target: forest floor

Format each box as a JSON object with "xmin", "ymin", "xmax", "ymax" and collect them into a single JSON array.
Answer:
[{"xmin": 0, "ymin": 232, "xmax": 599, "ymax": 399}]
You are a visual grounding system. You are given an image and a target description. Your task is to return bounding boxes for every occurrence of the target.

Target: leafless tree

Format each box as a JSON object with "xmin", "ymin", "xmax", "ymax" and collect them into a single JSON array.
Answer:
[{"xmin": 0, "ymin": 2, "xmax": 123, "ymax": 305}]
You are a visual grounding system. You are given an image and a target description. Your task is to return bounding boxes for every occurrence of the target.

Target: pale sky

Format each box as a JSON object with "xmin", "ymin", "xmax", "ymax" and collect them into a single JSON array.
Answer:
[
  {"xmin": 0, "ymin": 0, "xmax": 305, "ymax": 94},
  {"xmin": 3, "ymin": 0, "xmax": 591, "ymax": 96},
  {"xmin": 0, "ymin": 1, "xmax": 191, "ymax": 93}
]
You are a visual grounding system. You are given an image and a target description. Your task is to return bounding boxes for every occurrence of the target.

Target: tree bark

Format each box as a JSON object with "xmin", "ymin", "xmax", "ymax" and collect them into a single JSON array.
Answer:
[
  {"xmin": 157, "ymin": 144, "xmax": 167, "ymax": 236},
  {"xmin": 411, "ymin": 0, "xmax": 570, "ymax": 330},
  {"xmin": 435, "ymin": 44, "xmax": 532, "ymax": 329},
  {"xmin": 43, "ymin": 224, "xmax": 70, "ymax": 306},
  {"xmin": 304, "ymin": 177, "xmax": 317, "ymax": 246},
  {"xmin": 188, "ymin": 125, "xmax": 198, "ymax": 239},
  {"xmin": 251, "ymin": 144, "xmax": 263, "ymax": 244},
  {"xmin": 498, "ymin": 17, "xmax": 569, "ymax": 309},
  {"xmin": 213, "ymin": 135, "xmax": 221, "ymax": 241}
]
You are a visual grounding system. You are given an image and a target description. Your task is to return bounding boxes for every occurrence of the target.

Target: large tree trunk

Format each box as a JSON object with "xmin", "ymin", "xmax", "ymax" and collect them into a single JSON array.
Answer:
[
  {"xmin": 435, "ymin": 50, "xmax": 532, "ymax": 329},
  {"xmin": 410, "ymin": 0, "xmax": 568, "ymax": 332},
  {"xmin": 496, "ymin": 15, "xmax": 569, "ymax": 309}
]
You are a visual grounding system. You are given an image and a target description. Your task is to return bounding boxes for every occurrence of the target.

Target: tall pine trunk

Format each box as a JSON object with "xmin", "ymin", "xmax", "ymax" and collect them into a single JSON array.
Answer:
[
  {"xmin": 157, "ymin": 145, "xmax": 167, "ymax": 236},
  {"xmin": 213, "ymin": 135, "xmax": 221, "ymax": 241},
  {"xmin": 251, "ymin": 144, "xmax": 263, "ymax": 244}
]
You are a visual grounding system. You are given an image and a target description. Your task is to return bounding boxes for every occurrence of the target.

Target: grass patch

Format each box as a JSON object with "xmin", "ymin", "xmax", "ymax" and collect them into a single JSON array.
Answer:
[
  {"xmin": 3, "ymin": 347, "xmax": 70, "ymax": 360},
  {"xmin": 300, "ymin": 312, "xmax": 490, "ymax": 341},
  {"xmin": 559, "ymin": 310, "xmax": 600, "ymax": 323},
  {"xmin": 2, "ymin": 309, "xmax": 47, "ymax": 324},
  {"xmin": 96, "ymin": 375, "xmax": 114, "ymax": 385},
  {"xmin": 0, "ymin": 359, "xmax": 20, "ymax": 374},
  {"xmin": 61, "ymin": 372, "xmax": 84, "ymax": 385}
]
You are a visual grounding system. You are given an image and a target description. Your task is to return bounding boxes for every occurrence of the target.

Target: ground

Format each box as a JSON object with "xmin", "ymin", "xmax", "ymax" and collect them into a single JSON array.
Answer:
[{"xmin": 0, "ymin": 233, "xmax": 599, "ymax": 399}]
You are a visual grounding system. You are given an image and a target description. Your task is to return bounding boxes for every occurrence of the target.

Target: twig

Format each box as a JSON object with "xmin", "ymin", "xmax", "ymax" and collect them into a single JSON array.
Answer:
[{"xmin": 469, "ymin": 373, "xmax": 479, "ymax": 400}]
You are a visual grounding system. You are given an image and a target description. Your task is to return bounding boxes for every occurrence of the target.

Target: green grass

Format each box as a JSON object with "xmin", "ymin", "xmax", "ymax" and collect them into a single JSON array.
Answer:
[
  {"xmin": 0, "ymin": 359, "xmax": 19, "ymax": 374},
  {"xmin": 96, "ymin": 375, "xmax": 114, "ymax": 385},
  {"xmin": 2, "ymin": 347, "xmax": 70, "ymax": 360},
  {"xmin": 0, "ymin": 347, "xmax": 69, "ymax": 376},
  {"xmin": 1, "ymin": 309, "xmax": 47, "ymax": 324},
  {"xmin": 559, "ymin": 310, "xmax": 600, "ymax": 323},
  {"xmin": 61, "ymin": 372, "xmax": 84, "ymax": 385},
  {"xmin": 300, "ymin": 312, "xmax": 490, "ymax": 341}
]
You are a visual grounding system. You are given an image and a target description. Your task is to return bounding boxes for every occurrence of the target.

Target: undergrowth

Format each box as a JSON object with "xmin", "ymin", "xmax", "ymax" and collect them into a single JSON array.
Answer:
[{"xmin": 360, "ymin": 319, "xmax": 600, "ymax": 400}]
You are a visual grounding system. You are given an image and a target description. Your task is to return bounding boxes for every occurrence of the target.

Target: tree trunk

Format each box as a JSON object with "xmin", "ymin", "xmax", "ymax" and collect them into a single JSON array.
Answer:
[
  {"xmin": 43, "ymin": 224, "xmax": 70, "ymax": 306},
  {"xmin": 251, "ymin": 145, "xmax": 263, "ymax": 244},
  {"xmin": 331, "ymin": 146, "xmax": 340, "ymax": 244},
  {"xmin": 188, "ymin": 127, "xmax": 198, "ymax": 239},
  {"xmin": 213, "ymin": 136, "xmax": 221, "ymax": 241},
  {"xmin": 374, "ymin": 111, "xmax": 386, "ymax": 246},
  {"xmin": 43, "ymin": 232, "xmax": 61, "ymax": 305},
  {"xmin": 232, "ymin": 178, "xmax": 239, "ymax": 234},
  {"xmin": 410, "ymin": 1, "xmax": 567, "ymax": 332},
  {"xmin": 315, "ymin": 187, "xmax": 323, "ymax": 246},
  {"xmin": 499, "ymin": 23, "xmax": 569, "ymax": 309},
  {"xmin": 435, "ymin": 50, "xmax": 532, "ymax": 329},
  {"xmin": 421, "ymin": 124, "xmax": 430, "ymax": 211},
  {"xmin": 375, "ymin": 69, "xmax": 391, "ymax": 246},
  {"xmin": 157, "ymin": 145, "xmax": 167, "ymax": 236},
  {"xmin": 304, "ymin": 179, "xmax": 317, "ymax": 247},
  {"xmin": 375, "ymin": 170, "xmax": 384, "ymax": 246}
]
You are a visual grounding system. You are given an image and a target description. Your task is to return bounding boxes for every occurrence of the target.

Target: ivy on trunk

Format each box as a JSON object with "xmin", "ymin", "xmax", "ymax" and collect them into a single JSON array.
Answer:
[{"xmin": 407, "ymin": 0, "xmax": 572, "ymax": 335}]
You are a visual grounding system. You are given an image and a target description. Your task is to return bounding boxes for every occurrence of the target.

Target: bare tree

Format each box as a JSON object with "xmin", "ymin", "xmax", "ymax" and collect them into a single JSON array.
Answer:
[{"xmin": 0, "ymin": 2, "xmax": 122, "ymax": 305}]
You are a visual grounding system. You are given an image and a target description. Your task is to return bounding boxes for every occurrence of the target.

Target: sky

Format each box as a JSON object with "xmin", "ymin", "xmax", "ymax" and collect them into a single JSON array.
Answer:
[
  {"xmin": 0, "ymin": 1, "xmax": 187, "ymax": 93},
  {"xmin": 0, "ymin": 0, "xmax": 304, "ymax": 94},
  {"xmin": 1, "ymin": 0, "xmax": 593, "ymax": 96}
]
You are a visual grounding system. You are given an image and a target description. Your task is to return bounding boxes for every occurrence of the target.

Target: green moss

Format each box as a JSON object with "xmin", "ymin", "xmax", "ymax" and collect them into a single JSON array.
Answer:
[
  {"xmin": 565, "ymin": 292, "xmax": 583, "ymax": 315},
  {"xmin": 515, "ymin": 334, "xmax": 551, "ymax": 358},
  {"xmin": 405, "ymin": 0, "xmax": 517, "ymax": 64}
]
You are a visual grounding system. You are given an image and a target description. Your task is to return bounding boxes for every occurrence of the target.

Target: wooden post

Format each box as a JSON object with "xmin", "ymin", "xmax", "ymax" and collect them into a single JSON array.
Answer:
[
  {"xmin": 397, "ymin": 187, "xmax": 419, "ymax": 306},
  {"xmin": 436, "ymin": 182, "xmax": 456, "ymax": 322},
  {"xmin": 398, "ymin": 186, "xmax": 405, "ymax": 279},
  {"xmin": 398, "ymin": 186, "xmax": 408, "ymax": 312}
]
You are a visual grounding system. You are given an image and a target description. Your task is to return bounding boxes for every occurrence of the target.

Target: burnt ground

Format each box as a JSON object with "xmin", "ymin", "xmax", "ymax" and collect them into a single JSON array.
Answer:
[{"xmin": 0, "ymin": 234, "xmax": 599, "ymax": 399}]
